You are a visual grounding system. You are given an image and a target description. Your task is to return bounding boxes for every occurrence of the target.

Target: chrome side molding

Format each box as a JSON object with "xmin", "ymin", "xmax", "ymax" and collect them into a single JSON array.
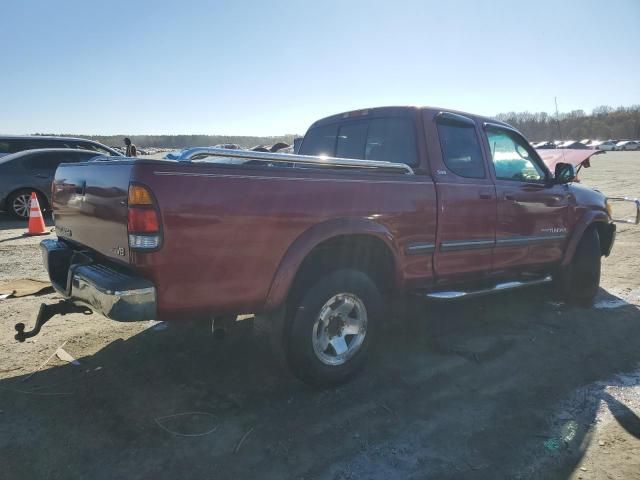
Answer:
[{"xmin": 424, "ymin": 276, "xmax": 552, "ymax": 300}]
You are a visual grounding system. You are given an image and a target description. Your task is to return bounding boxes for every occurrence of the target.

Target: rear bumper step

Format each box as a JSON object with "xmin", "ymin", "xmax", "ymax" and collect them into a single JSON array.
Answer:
[
  {"xmin": 40, "ymin": 239, "xmax": 156, "ymax": 321},
  {"xmin": 419, "ymin": 275, "xmax": 552, "ymax": 300}
]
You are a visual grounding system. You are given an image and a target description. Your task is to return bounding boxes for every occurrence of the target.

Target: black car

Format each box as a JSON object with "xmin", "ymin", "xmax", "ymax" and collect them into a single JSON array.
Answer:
[
  {"xmin": 0, "ymin": 149, "xmax": 107, "ymax": 218},
  {"xmin": 0, "ymin": 135, "xmax": 122, "ymax": 158}
]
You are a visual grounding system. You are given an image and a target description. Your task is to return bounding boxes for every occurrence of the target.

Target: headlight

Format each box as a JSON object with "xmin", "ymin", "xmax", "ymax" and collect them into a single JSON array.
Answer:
[{"xmin": 605, "ymin": 199, "xmax": 613, "ymax": 218}]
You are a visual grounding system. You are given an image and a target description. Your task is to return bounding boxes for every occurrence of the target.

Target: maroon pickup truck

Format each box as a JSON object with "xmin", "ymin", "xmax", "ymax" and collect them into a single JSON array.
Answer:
[{"xmin": 23, "ymin": 106, "xmax": 630, "ymax": 386}]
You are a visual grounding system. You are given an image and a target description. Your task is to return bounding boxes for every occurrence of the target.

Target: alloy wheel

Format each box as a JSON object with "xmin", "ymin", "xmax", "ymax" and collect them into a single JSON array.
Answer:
[{"xmin": 311, "ymin": 293, "xmax": 368, "ymax": 366}]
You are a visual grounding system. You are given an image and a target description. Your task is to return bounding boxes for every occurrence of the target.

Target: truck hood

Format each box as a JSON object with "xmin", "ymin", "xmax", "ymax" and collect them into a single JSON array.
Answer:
[{"xmin": 536, "ymin": 149, "xmax": 605, "ymax": 172}]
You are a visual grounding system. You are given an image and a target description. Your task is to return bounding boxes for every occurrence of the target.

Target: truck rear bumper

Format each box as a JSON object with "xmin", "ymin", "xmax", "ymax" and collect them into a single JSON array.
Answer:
[{"xmin": 40, "ymin": 239, "xmax": 156, "ymax": 321}]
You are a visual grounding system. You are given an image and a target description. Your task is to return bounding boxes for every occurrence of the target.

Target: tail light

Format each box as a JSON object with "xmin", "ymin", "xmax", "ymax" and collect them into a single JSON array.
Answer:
[{"xmin": 127, "ymin": 184, "xmax": 162, "ymax": 250}]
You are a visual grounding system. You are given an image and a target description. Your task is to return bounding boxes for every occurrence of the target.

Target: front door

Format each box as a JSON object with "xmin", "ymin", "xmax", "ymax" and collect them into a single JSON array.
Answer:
[{"xmin": 483, "ymin": 124, "xmax": 570, "ymax": 273}]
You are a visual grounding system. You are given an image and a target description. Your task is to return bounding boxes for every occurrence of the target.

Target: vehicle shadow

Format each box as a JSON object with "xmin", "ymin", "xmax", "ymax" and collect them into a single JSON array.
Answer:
[
  {"xmin": 0, "ymin": 212, "xmax": 53, "ymax": 231},
  {"xmin": 1, "ymin": 286, "xmax": 639, "ymax": 479}
]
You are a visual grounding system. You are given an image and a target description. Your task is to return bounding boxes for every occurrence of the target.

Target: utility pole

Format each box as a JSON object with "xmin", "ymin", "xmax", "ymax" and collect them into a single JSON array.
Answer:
[{"xmin": 554, "ymin": 97, "xmax": 563, "ymax": 140}]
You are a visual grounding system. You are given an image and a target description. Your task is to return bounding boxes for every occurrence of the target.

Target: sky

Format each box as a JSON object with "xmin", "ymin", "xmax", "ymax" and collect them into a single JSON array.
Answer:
[{"xmin": 2, "ymin": 0, "xmax": 639, "ymax": 136}]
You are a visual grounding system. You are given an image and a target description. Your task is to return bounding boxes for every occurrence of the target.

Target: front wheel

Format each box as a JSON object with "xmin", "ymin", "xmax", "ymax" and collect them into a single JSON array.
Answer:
[
  {"xmin": 554, "ymin": 227, "xmax": 601, "ymax": 306},
  {"xmin": 286, "ymin": 269, "xmax": 382, "ymax": 387},
  {"xmin": 6, "ymin": 189, "xmax": 47, "ymax": 219}
]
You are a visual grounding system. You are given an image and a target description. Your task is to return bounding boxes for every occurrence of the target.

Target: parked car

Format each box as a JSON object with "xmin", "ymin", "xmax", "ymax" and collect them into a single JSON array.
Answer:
[
  {"xmin": 0, "ymin": 136, "xmax": 122, "ymax": 159},
  {"xmin": 0, "ymin": 149, "xmax": 103, "ymax": 218},
  {"xmin": 558, "ymin": 140, "xmax": 589, "ymax": 149},
  {"xmin": 597, "ymin": 140, "xmax": 619, "ymax": 151},
  {"xmin": 586, "ymin": 140, "xmax": 603, "ymax": 149},
  {"xmin": 31, "ymin": 106, "xmax": 632, "ymax": 386},
  {"xmin": 533, "ymin": 141, "xmax": 556, "ymax": 149},
  {"xmin": 615, "ymin": 140, "xmax": 640, "ymax": 151}
]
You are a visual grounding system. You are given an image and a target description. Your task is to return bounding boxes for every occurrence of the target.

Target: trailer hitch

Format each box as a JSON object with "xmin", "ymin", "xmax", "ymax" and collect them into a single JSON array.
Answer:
[{"xmin": 14, "ymin": 300, "xmax": 92, "ymax": 342}]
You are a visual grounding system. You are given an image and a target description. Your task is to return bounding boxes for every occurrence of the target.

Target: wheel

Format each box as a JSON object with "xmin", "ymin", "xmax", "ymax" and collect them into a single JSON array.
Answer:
[
  {"xmin": 285, "ymin": 269, "xmax": 382, "ymax": 387},
  {"xmin": 555, "ymin": 227, "xmax": 601, "ymax": 306},
  {"xmin": 6, "ymin": 189, "xmax": 40, "ymax": 219}
]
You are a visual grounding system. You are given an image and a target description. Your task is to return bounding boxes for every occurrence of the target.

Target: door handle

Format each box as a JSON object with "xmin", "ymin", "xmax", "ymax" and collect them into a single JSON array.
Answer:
[{"xmin": 504, "ymin": 193, "xmax": 516, "ymax": 201}]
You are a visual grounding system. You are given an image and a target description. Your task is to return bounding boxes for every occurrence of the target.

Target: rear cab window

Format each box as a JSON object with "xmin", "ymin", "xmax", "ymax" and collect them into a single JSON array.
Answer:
[
  {"xmin": 336, "ymin": 122, "xmax": 368, "ymax": 159},
  {"xmin": 299, "ymin": 114, "xmax": 417, "ymax": 166},
  {"xmin": 298, "ymin": 124, "xmax": 338, "ymax": 157}
]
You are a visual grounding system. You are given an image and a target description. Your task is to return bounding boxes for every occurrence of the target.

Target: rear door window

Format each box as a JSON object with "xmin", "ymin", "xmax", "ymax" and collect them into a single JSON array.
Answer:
[
  {"xmin": 7, "ymin": 138, "xmax": 66, "ymax": 153},
  {"xmin": 23, "ymin": 152, "xmax": 67, "ymax": 170},
  {"xmin": 66, "ymin": 151, "xmax": 98, "ymax": 162},
  {"xmin": 7, "ymin": 140, "xmax": 29, "ymax": 153},
  {"xmin": 436, "ymin": 119, "xmax": 485, "ymax": 178}
]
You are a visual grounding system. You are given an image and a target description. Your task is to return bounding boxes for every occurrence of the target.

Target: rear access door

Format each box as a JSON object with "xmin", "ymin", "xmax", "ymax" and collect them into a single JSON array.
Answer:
[{"xmin": 425, "ymin": 111, "xmax": 497, "ymax": 284}]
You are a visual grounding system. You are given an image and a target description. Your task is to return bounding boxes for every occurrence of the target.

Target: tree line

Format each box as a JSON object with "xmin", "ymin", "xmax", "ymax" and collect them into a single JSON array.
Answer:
[
  {"xmin": 37, "ymin": 105, "xmax": 640, "ymax": 147},
  {"xmin": 495, "ymin": 105, "xmax": 640, "ymax": 142}
]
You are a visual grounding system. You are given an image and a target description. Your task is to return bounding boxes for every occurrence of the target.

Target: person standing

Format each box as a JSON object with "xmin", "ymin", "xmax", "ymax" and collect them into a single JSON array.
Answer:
[{"xmin": 124, "ymin": 137, "xmax": 137, "ymax": 157}]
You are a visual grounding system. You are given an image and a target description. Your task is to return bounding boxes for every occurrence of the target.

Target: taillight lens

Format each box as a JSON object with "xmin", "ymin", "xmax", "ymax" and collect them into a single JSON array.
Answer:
[
  {"xmin": 128, "ymin": 185, "xmax": 154, "ymax": 206},
  {"xmin": 127, "ymin": 184, "xmax": 161, "ymax": 250},
  {"xmin": 128, "ymin": 208, "xmax": 159, "ymax": 232}
]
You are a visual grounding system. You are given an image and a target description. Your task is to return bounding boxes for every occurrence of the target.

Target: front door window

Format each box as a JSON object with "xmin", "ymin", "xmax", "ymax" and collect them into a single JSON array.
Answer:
[{"xmin": 486, "ymin": 128, "xmax": 546, "ymax": 182}]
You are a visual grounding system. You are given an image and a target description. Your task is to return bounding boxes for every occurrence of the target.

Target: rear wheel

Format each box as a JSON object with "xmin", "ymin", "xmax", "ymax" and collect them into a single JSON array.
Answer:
[
  {"xmin": 555, "ymin": 227, "xmax": 601, "ymax": 306},
  {"xmin": 7, "ymin": 190, "xmax": 37, "ymax": 219},
  {"xmin": 285, "ymin": 269, "xmax": 382, "ymax": 387}
]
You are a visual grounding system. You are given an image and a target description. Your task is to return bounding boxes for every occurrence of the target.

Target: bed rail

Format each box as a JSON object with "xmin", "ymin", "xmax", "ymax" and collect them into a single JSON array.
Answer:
[{"xmin": 173, "ymin": 147, "xmax": 414, "ymax": 174}]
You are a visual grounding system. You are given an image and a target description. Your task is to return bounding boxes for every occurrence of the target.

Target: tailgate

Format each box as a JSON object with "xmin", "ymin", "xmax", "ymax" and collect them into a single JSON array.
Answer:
[{"xmin": 52, "ymin": 161, "xmax": 134, "ymax": 264}]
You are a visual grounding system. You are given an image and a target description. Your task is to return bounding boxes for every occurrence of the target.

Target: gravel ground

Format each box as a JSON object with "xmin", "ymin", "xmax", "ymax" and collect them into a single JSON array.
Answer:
[{"xmin": 0, "ymin": 151, "xmax": 639, "ymax": 479}]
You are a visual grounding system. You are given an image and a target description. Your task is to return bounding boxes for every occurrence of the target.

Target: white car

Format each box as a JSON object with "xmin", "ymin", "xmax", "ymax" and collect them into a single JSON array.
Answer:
[
  {"xmin": 615, "ymin": 140, "xmax": 640, "ymax": 151},
  {"xmin": 597, "ymin": 140, "xmax": 618, "ymax": 151}
]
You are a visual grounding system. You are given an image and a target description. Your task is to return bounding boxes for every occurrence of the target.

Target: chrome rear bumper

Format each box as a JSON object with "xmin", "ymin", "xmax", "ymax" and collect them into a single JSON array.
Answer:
[{"xmin": 40, "ymin": 239, "xmax": 156, "ymax": 321}]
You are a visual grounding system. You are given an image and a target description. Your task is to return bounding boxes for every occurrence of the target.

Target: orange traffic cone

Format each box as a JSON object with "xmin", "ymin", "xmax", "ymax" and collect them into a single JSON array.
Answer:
[{"xmin": 25, "ymin": 192, "xmax": 49, "ymax": 236}]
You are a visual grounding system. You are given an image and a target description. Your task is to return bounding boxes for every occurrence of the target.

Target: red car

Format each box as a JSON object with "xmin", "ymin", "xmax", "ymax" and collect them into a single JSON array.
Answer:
[{"xmin": 24, "ymin": 106, "xmax": 632, "ymax": 386}]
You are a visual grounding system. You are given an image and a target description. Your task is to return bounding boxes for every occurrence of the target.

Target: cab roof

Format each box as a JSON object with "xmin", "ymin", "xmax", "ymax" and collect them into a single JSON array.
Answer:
[{"xmin": 308, "ymin": 105, "xmax": 512, "ymax": 131}]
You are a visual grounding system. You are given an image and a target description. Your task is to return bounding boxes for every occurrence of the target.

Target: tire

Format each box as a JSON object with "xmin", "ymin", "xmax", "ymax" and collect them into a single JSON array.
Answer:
[
  {"xmin": 285, "ymin": 269, "xmax": 382, "ymax": 387},
  {"xmin": 6, "ymin": 189, "xmax": 44, "ymax": 219},
  {"xmin": 555, "ymin": 227, "xmax": 601, "ymax": 306}
]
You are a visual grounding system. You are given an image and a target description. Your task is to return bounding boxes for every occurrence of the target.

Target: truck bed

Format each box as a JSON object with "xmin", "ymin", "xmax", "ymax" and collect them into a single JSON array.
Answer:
[{"xmin": 53, "ymin": 158, "xmax": 437, "ymax": 319}]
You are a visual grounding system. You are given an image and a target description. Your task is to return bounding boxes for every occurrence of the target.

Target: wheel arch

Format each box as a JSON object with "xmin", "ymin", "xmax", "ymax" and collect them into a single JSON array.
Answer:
[
  {"xmin": 561, "ymin": 210, "xmax": 611, "ymax": 266},
  {"xmin": 263, "ymin": 218, "xmax": 401, "ymax": 311}
]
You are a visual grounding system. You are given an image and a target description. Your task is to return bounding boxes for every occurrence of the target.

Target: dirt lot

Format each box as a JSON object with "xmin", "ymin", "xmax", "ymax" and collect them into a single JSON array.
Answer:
[{"xmin": 1, "ymin": 152, "xmax": 639, "ymax": 479}]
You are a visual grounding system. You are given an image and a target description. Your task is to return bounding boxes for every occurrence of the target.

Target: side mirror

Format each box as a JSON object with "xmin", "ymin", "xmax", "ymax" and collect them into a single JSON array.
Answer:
[{"xmin": 554, "ymin": 162, "xmax": 576, "ymax": 184}]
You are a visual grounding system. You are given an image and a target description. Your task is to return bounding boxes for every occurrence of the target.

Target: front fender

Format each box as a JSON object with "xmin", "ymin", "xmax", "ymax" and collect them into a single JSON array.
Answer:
[
  {"xmin": 561, "ymin": 210, "xmax": 610, "ymax": 266},
  {"xmin": 263, "ymin": 217, "xmax": 399, "ymax": 311}
]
